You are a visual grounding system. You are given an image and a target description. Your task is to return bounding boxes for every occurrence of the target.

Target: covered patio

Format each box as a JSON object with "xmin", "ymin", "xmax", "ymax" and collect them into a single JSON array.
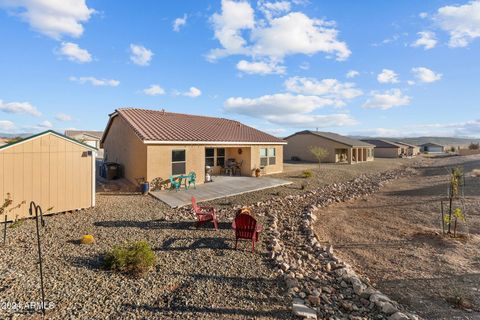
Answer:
[{"xmin": 150, "ymin": 176, "xmax": 291, "ymax": 208}]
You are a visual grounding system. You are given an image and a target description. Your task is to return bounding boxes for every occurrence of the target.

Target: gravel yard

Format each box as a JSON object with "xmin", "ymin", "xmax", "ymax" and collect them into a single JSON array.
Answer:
[
  {"xmin": 0, "ymin": 157, "xmax": 428, "ymax": 319},
  {"xmin": 0, "ymin": 195, "xmax": 290, "ymax": 319},
  {"xmin": 315, "ymin": 155, "xmax": 480, "ymax": 319}
]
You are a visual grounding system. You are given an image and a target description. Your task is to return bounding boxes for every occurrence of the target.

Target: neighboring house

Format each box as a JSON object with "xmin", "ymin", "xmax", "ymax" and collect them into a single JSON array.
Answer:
[
  {"xmin": 395, "ymin": 141, "xmax": 420, "ymax": 156},
  {"xmin": 100, "ymin": 108, "xmax": 286, "ymax": 185},
  {"xmin": 361, "ymin": 139, "xmax": 404, "ymax": 158},
  {"xmin": 420, "ymin": 142, "xmax": 445, "ymax": 153},
  {"xmin": 0, "ymin": 130, "xmax": 97, "ymax": 221},
  {"xmin": 284, "ymin": 131, "xmax": 374, "ymax": 164},
  {"xmin": 65, "ymin": 130, "xmax": 104, "ymax": 158}
]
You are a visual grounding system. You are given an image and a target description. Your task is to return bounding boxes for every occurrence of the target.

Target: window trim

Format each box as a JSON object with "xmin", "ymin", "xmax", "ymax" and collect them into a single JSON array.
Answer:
[{"xmin": 172, "ymin": 149, "xmax": 186, "ymax": 175}]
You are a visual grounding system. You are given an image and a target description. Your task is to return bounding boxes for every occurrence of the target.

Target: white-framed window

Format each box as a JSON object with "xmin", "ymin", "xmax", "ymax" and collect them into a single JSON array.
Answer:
[
  {"xmin": 205, "ymin": 148, "xmax": 215, "ymax": 167},
  {"xmin": 216, "ymin": 148, "xmax": 225, "ymax": 167},
  {"xmin": 172, "ymin": 150, "xmax": 186, "ymax": 175},
  {"xmin": 268, "ymin": 148, "xmax": 276, "ymax": 165},
  {"xmin": 260, "ymin": 148, "xmax": 268, "ymax": 166}
]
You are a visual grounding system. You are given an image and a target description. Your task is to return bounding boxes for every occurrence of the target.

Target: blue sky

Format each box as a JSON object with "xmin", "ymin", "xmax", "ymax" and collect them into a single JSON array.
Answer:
[{"xmin": 0, "ymin": 0, "xmax": 479, "ymax": 137}]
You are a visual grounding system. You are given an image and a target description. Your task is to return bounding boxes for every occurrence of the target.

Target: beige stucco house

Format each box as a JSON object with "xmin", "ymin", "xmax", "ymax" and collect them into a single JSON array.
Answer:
[
  {"xmin": 394, "ymin": 141, "xmax": 420, "ymax": 156},
  {"xmin": 100, "ymin": 108, "xmax": 286, "ymax": 185},
  {"xmin": 284, "ymin": 131, "xmax": 374, "ymax": 164},
  {"xmin": 65, "ymin": 130, "xmax": 104, "ymax": 158},
  {"xmin": 361, "ymin": 139, "xmax": 404, "ymax": 158}
]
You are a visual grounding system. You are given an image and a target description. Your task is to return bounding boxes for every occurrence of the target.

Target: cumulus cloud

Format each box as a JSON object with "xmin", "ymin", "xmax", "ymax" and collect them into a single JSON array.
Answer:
[
  {"xmin": 236, "ymin": 59, "xmax": 286, "ymax": 75},
  {"xmin": 0, "ymin": 99, "xmax": 41, "ymax": 116},
  {"xmin": 265, "ymin": 113, "xmax": 357, "ymax": 127},
  {"xmin": 55, "ymin": 113, "xmax": 72, "ymax": 121},
  {"xmin": 208, "ymin": 0, "xmax": 351, "ymax": 66},
  {"xmin": 0, "ymin": 0, "xmax": 95, "ymax": 39},
  {"xmin": 173, "ymin": 14, "xmax": 187, "ymax": 32},
  {"xmin": 69, "ymin": 76, "xmax": 119, "ymax": 87},
  {"xmin": 143, "ymin": 84, "xmax": 165, "ymax": 96},
  {"xmin": 435, "ymin": 0, "xmax": 480, "ymax": 47},
  {"xmin": 411, "ymin": 67, "xmax": 442, "ymax": 83},
  {"xmin": 346, "ymin": 70, "xmax": 359, "ymax": 78},
  {"xmin": 363, "ymin": 89, "xmax": 411, "ymax": 110},
  {"xmin": 377, "ymin": 69, "xmax": 399, "ymax": 84},
  {"xmin": 284, "ymin": 77, "xmax": 363, "ymax": 106},
  {"xmin": 57, "ymin": 42, "xmax": 92, "ymax": 63},
  {"xmin": 0, "ymin": 120, "xmax": 16, "ymax": 132},
  {"xmin": 38, "ymin": 120, "xmax": 53, "ymax": 129},
  {"xmin": 412, "ymin": 31, "xmax": 437, "ymax": 50},
  {"xmin": 176, "ymin": 87, "xmax": 202, "ymax": 98},
  {"xmin": 129, "ymin": 44, "xmax": 153, "ymax": 66}
]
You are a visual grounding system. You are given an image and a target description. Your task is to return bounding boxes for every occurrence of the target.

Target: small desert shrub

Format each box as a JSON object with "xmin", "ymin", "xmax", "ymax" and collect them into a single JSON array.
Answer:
[
  {"xmin": 468, "ymin": 142, "xmax": 479, "ymax": 150},
  {"xmin": 302, "ymin": 170, "xmax": 313, "ymax": 178},
  {"xmin": 103, "ymin": 241, "xmax": 156, "ymax": 276}
]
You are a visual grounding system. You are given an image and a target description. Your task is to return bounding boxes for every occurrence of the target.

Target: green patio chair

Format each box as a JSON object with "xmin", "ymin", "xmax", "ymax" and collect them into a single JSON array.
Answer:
[
  {"xmin": 169, "ymin": 175, "xmax": 181, "ymax": 192},
  {"xmin": 186, "ymin": 172, "xmax": 196, "ymax": 189}
]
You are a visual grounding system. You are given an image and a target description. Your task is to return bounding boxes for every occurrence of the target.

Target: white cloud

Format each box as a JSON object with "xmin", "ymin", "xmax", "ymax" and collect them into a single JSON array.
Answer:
[
  {"xmin": 208, "ymin": 0, "xmax": 351, "ymax": 65},
  {"xmin": 69, "ymin": 76, "xmax": 120, "ymax": 87},
  {"xmin": 435, "ymin": 0, "xmax": 480, "ymax": 47},
  {"xmin": 411, "ymin": 67, "xmax": 442, "ymax": 83},
  {"xmin": 346, "ymin": 70, "xmax": 359, "ymax": 78},
  {"xmin": 177, "ymin": 87, "xmax": 202, "ymax": 98},
  {"xmin": 258, "ymin": 0, "xmax": 291, "ymax": 19},
  {"xmin": 377, "ymin": 69, "xmax": 399, "ymax": 84},
  {"xmin": 57, "ymin": 42, "xmax": 92, "ymax": 63},
  {"xmin": 0, "ymin": 120, "xmax": 15, "ymax": 132},
  {"xmin": 412, "ymin": 31, "xmax": 437, "ymax": 50},
  {"xmin": 0, "ymin": 99, "xmax": 41, "ymax": 116},
  {"xmin": 55, "ymin": 113, "xmax": 72, "ymax": 121},
  {"xmin": 208, "ymin": 0, "xmax": 255, "ymax": 60},
  {"xmin": 363, "ymin": 89, "xmax": 411, "ymax": 110},
  {"xmin": 419, "ymin": 12, "xmax": 429, "ymax": 19},
  {"xmin": 0, "ymin": 0, "xmax": 95, "ymax": 39},
  {"xmin": 143, "ymin": 84, "xmax": 165, "ymax": 96},
  {"xmin": 236, "ymin": 59, "xmax": 286, "ymax": 75},
  {"xmin": 38, "ymin": 120, "xmax": 53, "ymax": 129},
  {"xmin": 284, "ymin": 76, "xmax": 363, "ymax": 105},
  {"xmin": 264, "ymin": 127, "xmax": 287, "ymax": 135},
  {"xmin": 299, "ymin": 61, "xmax": 310, "ymax": 70},
  {"xmin": 265, "ymin": 113, "xmax": 357, "ymax": 127},
  {"xmin": 129, "ymin": 44, "xmax": 153, "ymax": 66},
  {"xmin": 173, "ymin": 14, "xmax": 187, "ymax": 32},
  {"xmin": 455, "ymin": 119, "xmax": 480, "ymax": 136},
  {"xmin": 225, "ymin": 93, "xmax": 333, "ymax": 117}
]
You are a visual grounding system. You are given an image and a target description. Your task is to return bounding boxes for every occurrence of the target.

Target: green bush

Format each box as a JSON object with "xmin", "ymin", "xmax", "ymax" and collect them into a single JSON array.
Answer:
[
  {"xmin": 103, "ymin": 241, "xmax": 156, "ymax": 276},
  {"xmin": 302, "ymin": 170, "xmax": 313, "ymax": 178}
]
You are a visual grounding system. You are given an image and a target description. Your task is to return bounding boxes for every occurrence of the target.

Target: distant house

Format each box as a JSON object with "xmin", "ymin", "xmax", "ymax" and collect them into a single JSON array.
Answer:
[
  {"xmin": 361, "ymin": 139, "xmax": 404, "ymax": 158},
  {"xmin": 0, "ymin": 130, "xmax": 97, "ymax": 221},
  {"xmin": 395, "ymin": 141, "xmax": 420, "ymax": 156},
  {"xmin": 420, "ymin": 142, "xmax": 444, "ymax": 153},
  {"xmin": 284, "ymin": 131, "xmax": 374, "ymax": 164},
  {"xmin": 100, "ymin": 108, "xmax": 286, "ymax": 185},
  {"xmin": 65, "ymin": 130, "xmax": 104, "ymax": 158}
]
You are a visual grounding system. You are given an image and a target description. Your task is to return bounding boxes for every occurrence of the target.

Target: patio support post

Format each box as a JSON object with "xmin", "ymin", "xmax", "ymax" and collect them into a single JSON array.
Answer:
[{"xmin": 347, "ymin": 148, "xmax": 353, "ymax": 164}]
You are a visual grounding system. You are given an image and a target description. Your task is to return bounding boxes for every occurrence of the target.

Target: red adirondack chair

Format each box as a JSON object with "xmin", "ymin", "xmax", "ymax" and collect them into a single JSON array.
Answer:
[
  {"xmin": 191, "ymin": 197, "xmax": 218, "ymax": 230},
  {"xmin": 232, "ymin": 213, "xmax": 263, "ymax": 252}
]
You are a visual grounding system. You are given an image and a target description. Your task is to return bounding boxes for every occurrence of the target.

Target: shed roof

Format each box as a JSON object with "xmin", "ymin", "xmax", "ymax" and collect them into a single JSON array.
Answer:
[
  {"xmin": 394, "ymin": 141, "xmax": 418, "ymax": 148},
  {"xmin": 0, "ymin": 130, "xmax": 98, "ymax": 152},
  {"xmin": 286, "ymin": 130, "xmax": 374, "ymax": 148},
  {"xmin": 102, "ymin": 108, "xmax": 286, "ymax": 144},
  {"xmin": 360, "ymin": 139, "xmax": 403, "ymax": 148}
]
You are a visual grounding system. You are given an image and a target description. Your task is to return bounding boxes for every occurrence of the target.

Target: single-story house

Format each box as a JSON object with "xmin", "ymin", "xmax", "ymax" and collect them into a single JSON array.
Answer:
[
  {"xmin": 100, "ymin": 108, "xmax": 286, "ymax": 185},
  {"xmin": 65, "ymin": 130, "xmax": 104, "ymax": 158},
  {"xmin": 361, "ymin": 139, "xmax": 404, "ymax": 158},
  {"xmin": 0, "ymin": 130, "xmax": 97, "ymax": 221},
  {"xmin": 420, "ymin": 142, "xmax": 444, "ymax": 153},
  {"xmin": 395, "ymin": 141, "xmax": 420, "ymax": 156},
  {"xmin": 284, "ymin": 131, "xmax": 374, "ymax": 164}
]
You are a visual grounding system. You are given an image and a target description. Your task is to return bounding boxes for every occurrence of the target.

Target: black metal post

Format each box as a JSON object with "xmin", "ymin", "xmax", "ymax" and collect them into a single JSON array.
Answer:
[
  {"xmin": 441, "ymin": 200, "xmax": 445, "ymax": 234},
  {"xmin": 29, "ymin": 201, "xmax": 46, "ymax": 316},
  {"xmin": 3, "ymin": 214, "xmax": 7, "ymax": 246}
]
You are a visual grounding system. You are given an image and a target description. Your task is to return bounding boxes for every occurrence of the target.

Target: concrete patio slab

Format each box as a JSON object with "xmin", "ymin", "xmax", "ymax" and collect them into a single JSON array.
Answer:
[{"xmin": 150, "ymin": 176, "xmax": 292, "ymax": 208}]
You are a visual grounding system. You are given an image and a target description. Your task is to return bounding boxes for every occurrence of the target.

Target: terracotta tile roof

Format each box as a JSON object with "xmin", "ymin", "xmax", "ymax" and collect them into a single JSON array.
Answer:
[
  {"xmin": 286, "ymin": 130, "xmax": 374, "ymax": 148},
  {"xmin": 111, "ymin": 108, "xmax": 285, "ymax": 144}
]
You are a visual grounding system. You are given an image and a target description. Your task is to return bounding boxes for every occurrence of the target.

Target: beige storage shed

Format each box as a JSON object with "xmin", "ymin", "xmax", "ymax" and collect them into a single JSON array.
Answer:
[{"xmin": 0, "ymin": 130, "xmax": 97, "ymax": 221}]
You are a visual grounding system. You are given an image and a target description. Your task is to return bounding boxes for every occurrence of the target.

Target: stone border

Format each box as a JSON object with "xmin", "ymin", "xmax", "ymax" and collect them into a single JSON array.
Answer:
[{"xmin": 259, "ymin": 169, "xmax": 422, "ymax": 320}]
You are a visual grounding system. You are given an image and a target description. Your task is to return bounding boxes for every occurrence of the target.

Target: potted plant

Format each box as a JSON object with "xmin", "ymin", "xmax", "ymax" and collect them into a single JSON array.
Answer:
[{"xmin": 137, "ymin": 178, "xmax": 150, "ymax": 195}]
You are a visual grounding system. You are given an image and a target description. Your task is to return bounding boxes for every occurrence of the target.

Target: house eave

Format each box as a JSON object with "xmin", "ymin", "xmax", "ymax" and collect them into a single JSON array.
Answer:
[{"xmin": 143, "ymin": 140, "xmax": 287, "ymax": 145}]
